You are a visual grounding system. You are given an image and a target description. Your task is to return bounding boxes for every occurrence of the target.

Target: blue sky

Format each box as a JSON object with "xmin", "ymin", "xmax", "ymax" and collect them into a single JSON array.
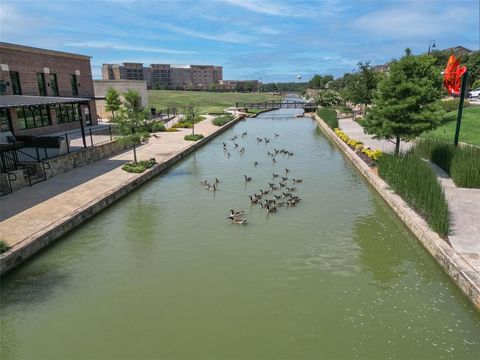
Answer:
[{"xmin": 1, "ymin": 0, "xmax": 479, "ymax": 82}]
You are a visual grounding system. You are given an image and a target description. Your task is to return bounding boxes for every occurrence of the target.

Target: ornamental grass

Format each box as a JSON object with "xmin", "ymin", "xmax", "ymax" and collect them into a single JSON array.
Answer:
[
  {"xmin": 414, "ymin": 139, "xmax": 480, "ymax": 188},
  {"xmin": 317, "ymin": 107, "xmax": 338, "ymax": 129},
  {"xmin": 378, "ymin": 153, "xmax": 450, "ymax": 236},
  {"xmin": 212, "ymin": 115, "xmax": 234, "ymax": 126}
]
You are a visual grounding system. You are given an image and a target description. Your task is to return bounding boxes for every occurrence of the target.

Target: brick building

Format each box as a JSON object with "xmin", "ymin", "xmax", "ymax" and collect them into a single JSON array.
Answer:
[{"xmin": 0, "ymin": 42, "xmax": 97, "ymax": 137}]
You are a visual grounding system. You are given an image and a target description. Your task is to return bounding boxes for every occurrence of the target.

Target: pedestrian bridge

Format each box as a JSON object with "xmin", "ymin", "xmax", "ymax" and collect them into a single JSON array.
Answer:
[{"xmin": 236, "ymin": 100, "xmax": 317, "ymax": 112}]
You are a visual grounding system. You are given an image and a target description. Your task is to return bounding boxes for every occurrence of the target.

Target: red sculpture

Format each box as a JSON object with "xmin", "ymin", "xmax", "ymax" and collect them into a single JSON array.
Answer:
[{"xmin": 443, "ymin": 55, "xmax": 467, "ymax": 96}]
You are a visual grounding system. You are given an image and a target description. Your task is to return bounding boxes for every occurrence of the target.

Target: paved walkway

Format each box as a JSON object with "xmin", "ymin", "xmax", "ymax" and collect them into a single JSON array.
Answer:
[
  {"xmin": 338, "ymin": 117, "xmax": 480, "ymax": 274},
  {"xmin": 0, "ymin": 117, "xmax": 220, "ymax": 247}
]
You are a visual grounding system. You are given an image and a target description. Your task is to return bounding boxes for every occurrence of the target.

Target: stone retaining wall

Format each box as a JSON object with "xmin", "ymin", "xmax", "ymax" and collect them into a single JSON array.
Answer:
[
  {"xmin": 0, "ymin": 118, "xmax": 241, "ymax": 275},
  {"xmin": 46, "ymin": 141, "xmax": 129, "ymax": 178},
  {"xmin": 313, "ymin": 113, "xmax": 480, "ymax": 310}
]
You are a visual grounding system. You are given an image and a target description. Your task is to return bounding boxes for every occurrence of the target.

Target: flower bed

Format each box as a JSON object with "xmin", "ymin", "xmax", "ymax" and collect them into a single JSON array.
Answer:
[{"xmin": 333, "ymin": 128, "xmax": 382, "ymax": 166}]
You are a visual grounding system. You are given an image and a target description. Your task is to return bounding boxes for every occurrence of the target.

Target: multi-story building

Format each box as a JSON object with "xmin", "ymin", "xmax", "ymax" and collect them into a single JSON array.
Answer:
[
  {"xmin": 0, "ymin": 42, "xmax": 97, "ymax": 137},
  {"xmin": 102, "ymin": 62, "xmax": 223, "ymax": 90}
]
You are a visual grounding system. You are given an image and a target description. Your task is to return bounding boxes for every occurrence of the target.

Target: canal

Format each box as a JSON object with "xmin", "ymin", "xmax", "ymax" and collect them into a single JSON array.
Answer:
[{"xmin": 1, "ymin": 107, "xmax": 479, "ymax": 359}]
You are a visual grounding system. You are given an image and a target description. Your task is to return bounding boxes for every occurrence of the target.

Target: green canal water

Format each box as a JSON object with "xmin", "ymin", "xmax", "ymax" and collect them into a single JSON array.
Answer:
[{"xmin": 1, "ymin": 109, "xmax": 479, "ymax": 359}]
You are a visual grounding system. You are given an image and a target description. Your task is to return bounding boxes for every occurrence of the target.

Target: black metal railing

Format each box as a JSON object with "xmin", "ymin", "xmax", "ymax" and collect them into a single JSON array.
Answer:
[
  {"xmin": 151, "ymin": 106, "xmax": 178, "ymax": 121},
  {"xmin": 0, "ymin": 171, "xmax": 17, "ymax": 196}
]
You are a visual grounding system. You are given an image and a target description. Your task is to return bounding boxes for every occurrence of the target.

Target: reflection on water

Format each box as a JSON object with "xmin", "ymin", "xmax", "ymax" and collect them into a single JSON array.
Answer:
[{"xmin": 1, "ymin": 107, "xmax": 479, "ymax": 360}]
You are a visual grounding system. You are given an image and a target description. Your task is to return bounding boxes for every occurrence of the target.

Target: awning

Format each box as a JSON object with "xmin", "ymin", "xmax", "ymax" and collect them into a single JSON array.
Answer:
[{"xmin": 0, "ymin": 95, "xmax": 93, "ymax": 108}]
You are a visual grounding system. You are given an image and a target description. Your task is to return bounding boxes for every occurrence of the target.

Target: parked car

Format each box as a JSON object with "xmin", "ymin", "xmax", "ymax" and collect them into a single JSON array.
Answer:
[{"xmin": 469, "ymin": 87, "xmax": 480, "ymax": 99}]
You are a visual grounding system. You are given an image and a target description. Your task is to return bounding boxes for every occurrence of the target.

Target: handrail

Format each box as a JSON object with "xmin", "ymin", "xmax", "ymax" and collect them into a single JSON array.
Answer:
[{"xmin": 0, "ymin": 171, "xmax": 16, "ymax": 196}]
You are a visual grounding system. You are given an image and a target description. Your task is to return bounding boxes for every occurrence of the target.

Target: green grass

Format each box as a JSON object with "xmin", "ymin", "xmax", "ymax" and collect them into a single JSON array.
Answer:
[
  {"xmin": 414, "ymin": 139, "xmax": 480, "ymax": 188},
  {"xmin": 148, "ymin": 90, "xmax": 281, "ymax": 114},
  {"xmin": 317, "ymin": 107, "xmax": 338, "ymax": 129},
  {"xmin": 184, "ymin": 134, "xmax": 204, "ymax": 141},
  {"xmin": 122, "ymin": 160, "xmax": 155, "ymax": 173},
  {"xmin": 212, "ymin": 115, "xmax": 234, "ymax": 126},
  {"xmin": 421, "ymin": 106, "xmax": 480, "ymax": 146},
  {"xmin": 378, "ymin": 153, "xmax": 450, "ymax": 236}
]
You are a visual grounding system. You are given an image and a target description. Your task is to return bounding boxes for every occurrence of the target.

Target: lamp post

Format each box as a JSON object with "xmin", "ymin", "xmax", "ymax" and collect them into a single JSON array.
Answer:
[
  {"xmin": 258, "ymin": 78, "xmax": 262, "ymax": 93},
  {"xmin": 428, "ymin": 40, "xmax": 436, "ymax": 55}
]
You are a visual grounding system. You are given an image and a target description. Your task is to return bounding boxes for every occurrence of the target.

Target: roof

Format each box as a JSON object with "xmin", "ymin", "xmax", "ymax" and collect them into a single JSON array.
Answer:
[
  {"xmin": 0, "ymin": 95, "xmax": 92, "ymax": 108},
  {"xmin": 0, "ymin": 42, "xmax": 91, "ymax": 60}
]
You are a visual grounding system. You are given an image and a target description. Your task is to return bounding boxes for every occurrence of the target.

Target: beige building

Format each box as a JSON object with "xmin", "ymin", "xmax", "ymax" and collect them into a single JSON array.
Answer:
[
  {"xmin": 102, "ymin": 62, "xmax": 223, "ymax": 90},
  {"xmin": 93, "ymin": 80, "xmax": 148, "ymax": 120},
  {"xmin": 218, "ymin": 80, "xmax": 260, "ymax": 92}
]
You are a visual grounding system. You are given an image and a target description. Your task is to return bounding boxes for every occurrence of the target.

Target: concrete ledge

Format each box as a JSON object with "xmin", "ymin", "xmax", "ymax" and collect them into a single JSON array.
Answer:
[
  {"xmin": 0, "ymin": 117, "xmax": 241, "ymax": 275},
  {"xmin": 313, "ymin": 113, "xmax": 480, "ymax": 310}
]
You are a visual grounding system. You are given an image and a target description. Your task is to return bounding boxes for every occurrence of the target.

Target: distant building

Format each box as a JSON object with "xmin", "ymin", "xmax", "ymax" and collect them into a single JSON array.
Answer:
[
  {"xmin": 0, "ymin": 42, "xmax": 97, "ymax": 137},
  {"xmin": 443, "ymin": 46, "xmax": 472, "ymax": 57},
  {"xmin": 218, "ymin": 80, "xmax": 260, "ymax": 92},
  {"xmin": 102, "ymin": 63, "xmax": 223, "ymax": 90},
  {"xmin": 93, "ymin": 80, "xmax": 148, "ymax": 120}
]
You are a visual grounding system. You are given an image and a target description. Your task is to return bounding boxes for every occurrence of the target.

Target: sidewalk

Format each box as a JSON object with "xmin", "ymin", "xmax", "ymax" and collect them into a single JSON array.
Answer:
[
  {"xmin": 0, "ymin": 117, "xmax": 222, "ymax": 248},
  {"xmin": 338, "ymin": 117, "xmax": 480, "ymax": 274}
]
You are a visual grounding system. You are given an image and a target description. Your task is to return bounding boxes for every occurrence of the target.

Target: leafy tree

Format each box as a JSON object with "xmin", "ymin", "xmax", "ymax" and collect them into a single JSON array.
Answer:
[
  {"xmin": 113, "ymin": 89, "xmax": 150, "ymax": 163},
  {"xmin": 308, "ymin": 74, "xmax": 334, "ymax": 89},
  {"xmin": 314, "ymin": 90, "xmax": 343, "ymax": 107},
  {"xmin": 104, "ymin": 87, "xmax": 121, "ymax": 120},
  {"xmin": 465, "ymin": 51, "xmax": 480, "ymax": 88},
  {"xmin": 363, "ymin": 50, "xmax": 445, "ymax": 154},
  {"xmin": 342, "ymin": 61, "xmax": 380, "ymax": 115}
]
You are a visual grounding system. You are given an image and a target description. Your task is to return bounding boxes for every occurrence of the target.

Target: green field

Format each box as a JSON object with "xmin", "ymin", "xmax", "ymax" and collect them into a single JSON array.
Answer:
[
  {"xmin": 148, "ymin": 90, "xmax": 281, "ymax": 114},
  {"xmin": 422, "ymin": 106, "xmax": 480, "ymax": 146}
]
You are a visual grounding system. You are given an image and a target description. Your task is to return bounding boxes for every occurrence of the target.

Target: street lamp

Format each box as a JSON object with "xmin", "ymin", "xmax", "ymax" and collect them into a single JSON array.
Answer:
[
  {"xmin": 258, "ymin": 78, "xmax": 262, "ymax": 93},
  {"xmin": 428, "ymin": 40, "xmax": 436, "ymax": 55}
]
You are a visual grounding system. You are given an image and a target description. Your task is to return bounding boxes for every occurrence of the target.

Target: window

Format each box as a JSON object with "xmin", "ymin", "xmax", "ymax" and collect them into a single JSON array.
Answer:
[
  {"xmin": 37, "ymin": 73, "xmax": 46, "ymax": 96},
  {"xmin": 17, "ymin": 106, "xmax": 51, "ymax": 129},
  {"xmin": 10, "ymin": 71, "xmax": 22, "ymax": 95},
  {"xmin": 70, "ymin": 74, "xmax": 78, "ymax": 96},
  {"xmin": 49, "ymin": 74, "xmax": 59, "ymax": 96},
  {"xmin": 0, "ymin": 108, "xmax": 10, "ymax": 132},
  {"xmin": 56, "ymin": 103, "xmax": 80, "ymax": 123}
]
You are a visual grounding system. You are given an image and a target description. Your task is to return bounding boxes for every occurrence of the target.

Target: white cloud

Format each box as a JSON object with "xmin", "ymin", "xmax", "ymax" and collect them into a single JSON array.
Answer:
[
  {"xmin": 222, "ymin": 0, "xmax": 291, "ymax": 16},
  {"xmin": 352, "ymin": 5, "xmax": 472, "ymax": 38},
  {"xmin": 64, "ymin": 41, "xmax": 197, "ymax": 55},
  {"xmin": 0, "ymin": 3, "xmax": 44, "ymax": 37},
  {"xmin": 154, "ymin": 21, "xmax": 256, "ymax": 44}
]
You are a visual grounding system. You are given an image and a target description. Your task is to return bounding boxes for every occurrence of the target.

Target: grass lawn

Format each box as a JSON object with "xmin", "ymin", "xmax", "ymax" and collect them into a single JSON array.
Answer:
[
  {"xmin": 148, "ymin": 90, "xmax": 282, "ymax": 114},
  {"xmin": 422, "ymin": 106, "xmax": 480, "ymax": 146}
]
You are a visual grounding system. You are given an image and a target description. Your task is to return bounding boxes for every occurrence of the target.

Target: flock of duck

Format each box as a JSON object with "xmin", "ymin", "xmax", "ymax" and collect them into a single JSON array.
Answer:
[{"xmin": 201, "ymin": 130, "xmax": 304, "ymax": 224}]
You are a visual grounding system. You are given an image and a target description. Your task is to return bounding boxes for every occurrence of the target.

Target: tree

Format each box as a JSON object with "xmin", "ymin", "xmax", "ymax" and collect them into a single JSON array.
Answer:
[
  {"xmin": 104, "ymin": 87, "xmax": 122, "ymax": 121},
  {"xmin": 342, "ymin": 61, "xmax": 380, "ymax": 115},
  {"xmin": 308, "ymin": 74, "xmax": 334, "ymax": 89},
  {"xmin": 113, "ymin": 89, "xmax": 150, "ymax": 163},
  {"xmin": 314, "ymin": 90, "xmax": 343, "ymax": 107},
  {"xmin": 363, "ymin": 50, "xmax": 445, "ymax": 154},
  {"xmin": 184, "ymin": 105, "xmax": 199, "ymax": 135}
]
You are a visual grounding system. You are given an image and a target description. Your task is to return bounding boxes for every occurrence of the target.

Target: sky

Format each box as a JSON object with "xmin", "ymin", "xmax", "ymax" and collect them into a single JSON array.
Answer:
[{"xmin": 1, "ymin": 0, "xmax": 479, "ymax": 82}]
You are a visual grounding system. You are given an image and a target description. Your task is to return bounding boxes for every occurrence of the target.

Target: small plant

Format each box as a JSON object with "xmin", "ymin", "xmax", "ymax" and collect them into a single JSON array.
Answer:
[
  {"xmin": 378, "ymin": 152, "xmax": 450, "ymax": 235},
  {"xmin": 317, "ymin": 108, "xmax": 338, "ymax": 129},
  {"xmin": 184, "ymin": 134, "xmax": 204, "ymax": 141},
  {"xmin": 0, "ymin": 240, "xmax": 10, "ymax": 254},
  {"xmin": 440, "ymin": 99, "xmax": 470, "ymax": 113},
  {"xmin": 150, "ymin": 121, "xmax": 166, "ymax": 132},
  {"xmin": 212, "ymin": 115, "xmax": 234, "ymax": 126},
  {"xmin": 122, "ymin": 160, "xmax": 155, "ymax": 173},
  {"xmin": 173, "ymin": 121, "xmax": 193, "ymax": 128},
  {"xmin": 165, "ymin": 128, "xmax": 178, "ymax": 132}
]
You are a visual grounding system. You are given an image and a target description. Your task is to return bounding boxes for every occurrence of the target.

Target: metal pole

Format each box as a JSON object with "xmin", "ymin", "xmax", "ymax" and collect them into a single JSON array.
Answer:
[
  {"xmin": 79, "ymin": 103, "xmax": 87, "ymax": 148},
  {"xmin": 454, "ymin": 70, "xmax": 469, "ymax": 146},
  {"xmin": 109, "ymin": 125, "xmax": 112, "ymax": 141},
  {"xmin": 89, "ymin": 128, "xmax": 94, "ymax": 147},
  {"xmin": 65, "ymin": 133, "xmax": 70, "ymax": 153}
]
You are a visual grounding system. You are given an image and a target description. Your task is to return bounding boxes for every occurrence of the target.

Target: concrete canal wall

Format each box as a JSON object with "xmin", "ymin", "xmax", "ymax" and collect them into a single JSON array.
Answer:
[
  {"xmin": 0, "ymin": 118, "xmax": 241, "ymax": 275},
  {"xmin": 312, "ymin": 113, "xmax": 480, "ymax": 310}
]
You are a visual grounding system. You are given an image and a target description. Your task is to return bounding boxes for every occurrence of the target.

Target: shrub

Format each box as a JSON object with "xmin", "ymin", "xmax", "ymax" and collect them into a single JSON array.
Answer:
[
  {"xmin": 314, "ymin": 90, "xmax": 343, "ymax": 107},
  {"xmin": 378, "ymin": 153, "xmax": 449, "ymax": 235},
  {"xmin": 150, "ymin": 121, "xmax": 166, "ymax": 132},
  {"xmin": 414, "ymin": 139, "xmax": 480, "ymax": 188},
  {"xmin": 212, "ymin": 115, "xmax": 234, "ymax": 126},
  {"xmin": 173, "ymin": 121, "xmax": 193, "ymax": 128},
  {"xmin": 122, "ymin": 160, "xmax": 155, "ymax": 173},
  {"xmin": 0, "ymin": 240, "xmax": 10, "ymax": 254},
  {"xmin": 440, "ymin": 99, "xmax": 470, "ymax": 113},
  {"xmin": 184, "ymin": 134, "xmax": 204, "ymax": 141},
  {"xmin": 165, "ymin": 128, "xmax": 178, "ymax": 132},
  {"xmin": 317, "ymin": 107, "xmax": 338, "ymax": 129}
]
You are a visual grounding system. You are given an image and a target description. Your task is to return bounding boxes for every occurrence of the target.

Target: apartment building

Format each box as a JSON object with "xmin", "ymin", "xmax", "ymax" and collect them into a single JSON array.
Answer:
[
  {"xmin": 218, "ymin": 80, "xmax": 260, "ymax": 92},
  {"xmin": 0, "ymin": 42, "xmax": 97, "ymax": 137},
  {"xmin": 102, "ymin": 62, "xmax": 223, "ymax": 89}
]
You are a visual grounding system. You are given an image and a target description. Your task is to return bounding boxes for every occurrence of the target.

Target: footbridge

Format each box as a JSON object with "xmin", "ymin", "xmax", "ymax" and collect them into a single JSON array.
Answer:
[{"xmin": 236, "ymin": 99, "xmax": 317, "ymax": 112}]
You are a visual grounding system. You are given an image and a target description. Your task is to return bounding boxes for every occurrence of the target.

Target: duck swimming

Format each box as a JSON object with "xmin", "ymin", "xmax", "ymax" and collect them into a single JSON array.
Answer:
[{"xmin": 244, "ymin": 175, "xmax": 252, "ymax": 181}]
